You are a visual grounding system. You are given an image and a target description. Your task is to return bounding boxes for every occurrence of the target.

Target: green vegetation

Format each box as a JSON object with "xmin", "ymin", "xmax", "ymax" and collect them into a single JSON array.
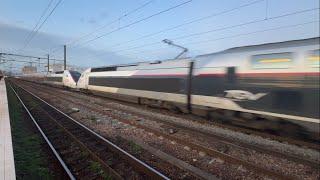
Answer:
[
  {"xmin": 87, "ymin": 114, "xmax": 99, "ymax": 123},
  {"xmin": 129, "ymin": 140, "xmax": 142, "ymax": 154},
  {"xmin": 89, "ymin": 161, "xmax": 112, "ymax": 180},
  {"xmin": 7, "ymin": 85, "xmax": 54, "ymax": 180}
]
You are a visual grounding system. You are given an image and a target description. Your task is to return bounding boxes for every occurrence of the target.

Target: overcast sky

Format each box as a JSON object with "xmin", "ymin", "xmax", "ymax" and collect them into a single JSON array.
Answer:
[{"xmin": 0, "ymin": 0, "xmax": 319, "ymax": 72}]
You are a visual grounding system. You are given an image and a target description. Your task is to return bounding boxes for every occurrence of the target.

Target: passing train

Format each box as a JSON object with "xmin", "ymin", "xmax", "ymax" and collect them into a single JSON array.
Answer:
[
  {"xmin": 19, "ymin": 70, "xmax": 81, "ymax": 88},
  {"xmin": 20, "ymin": 37, "xmax": 320, "ymax": 138},
  {"xmin": 0, "ymin": 70, "xmax": 3, "ymax": 80},
  {"xmin": 44, "ymin": 70, "xmax": 81, "ymax": 88},
  {"xmin": 77, "ymin": 37, "xmax": 319, "ymax": 138}
]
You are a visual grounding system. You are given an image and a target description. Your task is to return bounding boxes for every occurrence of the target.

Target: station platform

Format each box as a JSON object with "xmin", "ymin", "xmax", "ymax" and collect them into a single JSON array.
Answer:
[{"xmin": 0, "ymin": 79, "xmax": 16, "ymax": 180}]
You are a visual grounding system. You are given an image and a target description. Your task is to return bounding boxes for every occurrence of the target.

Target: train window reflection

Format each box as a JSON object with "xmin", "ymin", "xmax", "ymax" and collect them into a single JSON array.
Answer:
[
  {"xmin": 70, "ymin": 70, "xmax": 81, "ymax": 82},
  {"xmin": 251, "ymin": 52, "xmax": 293, "ymax": 69},
  {"xmin": 308, "ymin": 49, "xmax": 320, "ymax": 68}
]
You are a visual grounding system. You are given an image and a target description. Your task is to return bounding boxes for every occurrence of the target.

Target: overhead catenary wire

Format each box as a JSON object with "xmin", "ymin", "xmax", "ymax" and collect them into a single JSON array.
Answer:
[
  {"xmin": 19, "ymin": 0, "xmax": 55, "ymax": 52},
  {"xmin": 86, "ymin": 5, "xmax": 318, "ymax": 60},
  {"xmin": 0, "ymin": 56, "xmax": 45, "ymax": 74},
  {"xmin": 108, "ymin": 0, "xmax": 265, "ymax": 49},
  {"xmin": 50, "ymin": 0, "xmax": 155, "ymax": 53},
  {"xmin": 1, "ymin": 52, "xmax": 64, "ymax": 61},
  {"xmin": 109, "ymin": 7, "xmax": 319, "ymax": 54},
  {"xmin": 60, "ymin": 0, "xmax": 270, "ymax": 61},
  {"xmin": 171, "ymin": 7, "xmax": 319, "ymax": 40},
  {"xmin": 186, "ymin": 21, "xmax": 319, "ymax": 48},
  {"xmin": 124, "ymin": 20, "xmax": 318, "ymax": 61},
  {"xmin": 19, "ymin": 0, "xmax": 63, "ymax": 52},
  {"xmin": 1, "ymin": 58, "xmax": 48, "ymax": 65},
  {"xmin": 70, "ymin": 0, "xmax": 193, "ymax": 49},
  {"xmin": 60, "ymin": 0, "xmax": 265, "ymax": 61},
  {"xmin": 79, "ymin": 0, "xmax": 265, "ymax": 59}
]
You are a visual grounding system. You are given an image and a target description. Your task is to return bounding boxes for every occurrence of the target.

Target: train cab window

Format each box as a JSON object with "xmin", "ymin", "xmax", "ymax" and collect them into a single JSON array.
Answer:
[
  {"xmin": 70, "ymin": 71, "xmax": 81, "ymax": 82},
  {"xmin": 226, "ymin": 67, "xmax": 236, "ymax": 83},
  {"xmin": 307, "ymin": 49, "xmax": 320, "ymax": 68},
  {"xmin": 251, "ymin": 52, "xmax": 293, "ymax": 69}
]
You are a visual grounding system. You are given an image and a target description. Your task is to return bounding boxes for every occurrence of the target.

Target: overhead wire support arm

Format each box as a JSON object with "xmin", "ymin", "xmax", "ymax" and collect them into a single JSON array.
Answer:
[
  {"xmin": 162, "ymin": 39, "xmax": 188, "ymax": 59},
  {"xmin": 0, "ymin": 52, "xmax": 64, "ymax": 61},
  {"xmin": 0, "ymin": 58, "xmax": 48, "ymax": 65}
]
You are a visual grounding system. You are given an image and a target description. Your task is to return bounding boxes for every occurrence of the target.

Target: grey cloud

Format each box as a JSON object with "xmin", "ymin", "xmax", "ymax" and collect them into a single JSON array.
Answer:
[{"xmin": 0, "ymin": 22, "xmax": 134, "ymax": 68}]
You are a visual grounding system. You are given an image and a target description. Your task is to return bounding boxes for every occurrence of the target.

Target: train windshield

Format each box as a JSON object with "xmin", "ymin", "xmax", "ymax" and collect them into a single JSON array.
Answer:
[{"xmin": 69, "ymin": 71, "xmax": 81, "ymax": 82}]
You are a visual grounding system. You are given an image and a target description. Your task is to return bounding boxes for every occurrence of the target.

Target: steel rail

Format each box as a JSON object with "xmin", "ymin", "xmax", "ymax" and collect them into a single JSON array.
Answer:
[
  {"xmin": 23, "ymin": 78, "xmax": 320, "ymax": 167},
  {"xmin": 16, "ymin": 79, "xmax": 300, "ymax": 179},
  {"xmin": 8, "ymin": 83, "xmax": 76, "ymax": 180},
  {"xmin": 24, "ymin": 78, "xmax": 320, "ymax": 151},
  {"xmin": 11, "ymin": 80, "xmax": 170, "ymax": 180}
]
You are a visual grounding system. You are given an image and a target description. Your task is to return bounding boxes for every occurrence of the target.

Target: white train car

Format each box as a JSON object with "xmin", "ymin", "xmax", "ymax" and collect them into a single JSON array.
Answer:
[
  {"xmin": 192, "ymin": 37, "xmax": 319, "ymax": 134},
  {"xmin": 44, "ymin": 70, "xmax": 81, "ymax": 88},
  {"xmin": 77, "ymin": 37, "xmax": 319, "ymax": 138},
  {"xmin": 77, "ymin": 59, "xmax": 192, "ymax": 106}
]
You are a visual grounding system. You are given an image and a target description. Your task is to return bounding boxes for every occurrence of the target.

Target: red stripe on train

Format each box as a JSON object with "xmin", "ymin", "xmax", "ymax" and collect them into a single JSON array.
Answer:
[
  {"xmin": 198, "ymin": 72, "xmax": 320, "ymax": 77},
  {"xmin": 196, "ymin": 73, "xmax": 225, "ymax": 77},
  {"xmin": 132, "ymin": 74, "xmax": 187, "ymax": 77},
  {"xmin": 129, "ymin": 72, "xmax": 320, "ymax": 77}
]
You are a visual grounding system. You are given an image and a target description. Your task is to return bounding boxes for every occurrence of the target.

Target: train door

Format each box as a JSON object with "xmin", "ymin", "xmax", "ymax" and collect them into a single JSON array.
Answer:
[{"xmin": 226, "ymin": 66, "xmax": 236, "ymax": 83}]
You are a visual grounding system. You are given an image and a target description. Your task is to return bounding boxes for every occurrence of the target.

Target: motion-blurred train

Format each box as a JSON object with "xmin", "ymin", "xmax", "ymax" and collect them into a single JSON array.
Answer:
[
  {"xmin": 19, "ymin": 70, "xmax": 81, "ymax": 88},
  {"xmin": 44, "ymin": 70, "xmax": 81, "ymax": 88},
  {"xmin": 0, "ymin": 70, "xmax": 3, "ymax": 80},
  {"xmin": 20, "ymin": 37, "xmax": 320, "ymax": 138}
]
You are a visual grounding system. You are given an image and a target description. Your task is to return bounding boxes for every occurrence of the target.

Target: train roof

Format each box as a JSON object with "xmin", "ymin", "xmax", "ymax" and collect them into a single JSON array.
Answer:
[
  {"xmin": 90, "ymin": 57, "xmax": 191, "ymax": 72},
  {"xmin": 198, "ymin": 37, "xmax": 320, "ymax": 57},
  {"xmin": 89, "ymin": 37, "xmax": 319, "ymax": 72}
]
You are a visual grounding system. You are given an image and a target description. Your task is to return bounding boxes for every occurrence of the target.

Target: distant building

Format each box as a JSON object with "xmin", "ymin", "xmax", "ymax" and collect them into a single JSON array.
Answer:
[
  {"xmin": 22, "ymin": 66, "xmax": 37, "ymax": 74},
  {"xmin": 48, "ymin": 63, "xmax": 64, "ymax": 72},
  {"xmin": 48, "ymin": 63, "xmax": 86, "ymax": 73}
]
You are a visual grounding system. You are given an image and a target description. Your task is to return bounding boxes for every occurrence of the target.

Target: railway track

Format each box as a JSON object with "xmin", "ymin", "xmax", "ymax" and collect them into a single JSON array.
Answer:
[
  {"xmin": 8, "ymin": 82, "xmax": 76, "ymax": 180},
  {"xmin": 21, "ymin": 78, "xmax": 320, "ymax": 151},
  {"xmin": 11, "ymin": 78, "xmax": 320, "ymax": 179},
  {"xmin": 8, "ymin": 80, "xmax": 169, "ymax": 180},
  {"xmin": 18, "ymin": 79, "xmax": 319, "ymax": 165}
]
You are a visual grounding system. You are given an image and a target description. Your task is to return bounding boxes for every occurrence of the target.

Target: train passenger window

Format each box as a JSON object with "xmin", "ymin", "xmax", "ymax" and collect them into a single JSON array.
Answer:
[
  {"xmin": 55, "ymin": 71, "xmax": 63, "ymax": 74},
  {"xmin": 91, "ymin": 66, "xmax": 117, "ymax": 72},
  {"xmin": 307, "ymin": 49, "xmax": 320, "ymax": 68},
  {"xmin": 251, "ymin": 52, "xmax": 293, "ymax": 69}
]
